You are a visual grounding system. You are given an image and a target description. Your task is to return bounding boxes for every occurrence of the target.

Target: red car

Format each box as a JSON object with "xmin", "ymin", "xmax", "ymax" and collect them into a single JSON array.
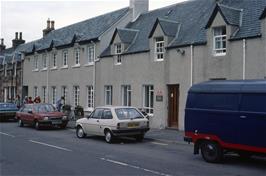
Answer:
[{"xmin": 16, "ymin": 103, "xmax": 68, "ymax": 130}]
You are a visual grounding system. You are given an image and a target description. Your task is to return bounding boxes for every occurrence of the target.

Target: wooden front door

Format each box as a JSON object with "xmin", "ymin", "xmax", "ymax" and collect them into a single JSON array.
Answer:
[{"xmin": 168, "ymin": 85, "xmax": 179, "ymax": 128}]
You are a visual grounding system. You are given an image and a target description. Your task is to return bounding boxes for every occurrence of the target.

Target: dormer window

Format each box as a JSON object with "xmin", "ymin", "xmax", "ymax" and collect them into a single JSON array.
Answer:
[
  {"xmin": 115, "ymin": 43, "xmax": 122, "ymax": 65},
  {"xmin": 33, "ymin": 55, "xmax": 38, "ymax": 71},
  {"xmin": 62, "ymin": 50, "xmax": 68, "ymax": 67},
  {"xmin": 213, "ymin": 26, "xmax": 226, "ymax": 56},
  {"xmin": 74, "ymin": 48, "xmax": 80, "ymax": 65},
  {"xmin": 52, "ymin": 53, "xmax": 57, "ymax": 68},
  {"xmin": 155, "ymin": 37, "xmax": 165, "ymax": 61},
  {"xmin": 42, "ymin": 54, "xmax": 47, "ymax": 69}
]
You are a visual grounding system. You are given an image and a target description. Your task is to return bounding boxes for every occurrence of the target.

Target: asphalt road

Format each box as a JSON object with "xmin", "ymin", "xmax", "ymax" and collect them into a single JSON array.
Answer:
[{"xmin": 0, "ymin": 122, "xmax": 266, "ymax": 176}]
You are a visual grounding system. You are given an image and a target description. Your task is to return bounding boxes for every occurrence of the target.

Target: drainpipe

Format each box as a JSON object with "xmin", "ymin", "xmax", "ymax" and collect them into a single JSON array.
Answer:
[
  {"xmin": 190, "ymin": 45, "xmax": 194, "ymax": 86},
  {"xmin": 242, "ymin": 39, "xmax": 246, "ymax": 80},
  {"xmin": 92, "ymin": 42, "xmax": 96, "ymax": 109},
  {"xmin": 46, "ymin": 51, "xmax": 50, "ymax": 103}
]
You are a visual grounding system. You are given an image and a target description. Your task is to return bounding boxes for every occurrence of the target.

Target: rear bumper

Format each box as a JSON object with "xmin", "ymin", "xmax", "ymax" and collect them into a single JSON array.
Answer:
[
  {"xmin": 0, "ymin": 112, "xmax": 17, "ymax": 120},
  {"xmin": 111, "ymin": 128, "xmax": 150, "ymax": 136}
]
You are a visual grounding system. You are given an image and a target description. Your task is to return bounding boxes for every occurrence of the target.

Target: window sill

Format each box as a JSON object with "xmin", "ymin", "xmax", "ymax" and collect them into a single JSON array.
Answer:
[
  {"xmin": 213, "ymin": 53, "xmax": 226, "ymax": 57},
  {"xmin": 115, "ymin": 63, "xmax": 122, "ymax": 66},
  {"xmin": 84, "ymin": 63, "xmax": 94, "ymax": 67},
  {"xmin": 72, "ymin": 64, "xmax": 81, "ymax": 68},
  {"xmin": 32, "ymin": 69, "xmax": 39, "ymax": 72},
  {"xmin": 60, "ymin": 66, "xmax": 68, "ymax": 70},
  {"xmin": 41, "ymin": 68, "xmax": 47, "ymax": 71},
  {"xmin": 50, "ymin": 67, "xmax": 58, "ymax": 70},
  {"xmin": 154, "ymin": 59, "xmax": 164, "ymax": 62}
]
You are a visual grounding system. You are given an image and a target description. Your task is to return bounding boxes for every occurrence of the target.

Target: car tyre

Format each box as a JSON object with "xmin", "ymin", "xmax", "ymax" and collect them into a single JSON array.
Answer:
[
  {"xmin": 18, "ymin": 119, "xmax": 24, "ymax": 127},
  {"xmin": 200, "ymin": 141, "xmax": 223, "ymax": 163},
  {"xmin": 135, "ymin": 134, "xmax": 144, "ymax": 142},
  {"xmin": 105, "ymin": 130, "xmax": 114, "ymax": 143},
  {"xmin": 76, "ymin": 126, "xmax": 86, "ymax": 138},
  {"xmin": 35, "ymin": 121, "xmax": 40, "ymax": 130}
]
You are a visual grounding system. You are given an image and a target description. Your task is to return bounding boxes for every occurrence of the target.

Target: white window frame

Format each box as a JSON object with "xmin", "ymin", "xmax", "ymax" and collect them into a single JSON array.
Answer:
[
  {"xmin": 33, "ymin": 55, "xmax": 38, "ymax": 71},
  {"xmin": 73, "ymin": 86, "xmax": 80, "ymax": 107},
  {"xmin": 143, "ymin": 85, "xmax": 154, "ymax": 115},
  {"xmin": 34, "ymin": 86, "xmax": 38, "ymax": 98},
  {"xmin": 4, "ymin": 64, "xmax": 7, "ymax": 76},
  {"xmin": 42, "ymin": 86, "xmax": 46, "ymax": 103},
  {"xmin": 213, "ymin": 26, "xmax": 226, "ymax": 56},
  {"xmin": 52, "ymin": 53, "xmax": 57, "ymax": 68},
  {"xmin": 74, "ymin": 48, "xmax": 80, "ymax": 66},
  {"xmin": 87, "ymin": 44, "xmax": 95, "ymax": 65},
  {"xmin": 104, "ymin": 85, "xmax": 113, "ymax": 105},
  {"xmin": 62, "ymin": 50, "xmax": 68, "ymax": 68},
  {"xmin": 42, "ymin": 54, "xmax": 47, "ymax": 70},
  {"xmin": 87, "ymin": 85, "xmax": 94, "ymax": 110},
  {"xmin": 51, "ymin": 87, "xmax": 56, "ymax": 105},
  {"xmin": 155, "ymin": 37, "xmax": 165, "ymax": 61},
  {"xmin": 61, "ymin": 86, "xmax": 67, "ymax": 105},
  {"xmin": 121, "ymin": 85, "xmax": 132, "ymax": 106},
  {"xmin": 115, "ymin": 43, "xmax": 122, "ymax": 65}
]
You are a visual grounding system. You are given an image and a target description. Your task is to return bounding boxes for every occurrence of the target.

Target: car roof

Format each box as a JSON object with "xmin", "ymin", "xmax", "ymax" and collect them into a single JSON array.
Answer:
[{"xmin": 189, "ymin": 80, "xmax": 266, "ymax": 93}]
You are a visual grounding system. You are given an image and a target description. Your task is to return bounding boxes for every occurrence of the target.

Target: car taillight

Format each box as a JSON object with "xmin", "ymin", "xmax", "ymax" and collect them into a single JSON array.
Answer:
[{"xmin": 117, "ymin": 123, "xmax": 121, "ymax": 129}]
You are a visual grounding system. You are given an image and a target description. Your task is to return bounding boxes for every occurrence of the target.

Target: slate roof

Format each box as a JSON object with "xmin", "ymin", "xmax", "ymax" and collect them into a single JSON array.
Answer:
[
  {"xmin": 149, "ymin": 18, "xmax": 180, "ymax": 38},
  {"xmin": 101, "ymin": 0, "xmax": 266, "ymax": 57},
  {"xmin": 113, "ymin": 28, "xmax": 139, "ymax": 44}
]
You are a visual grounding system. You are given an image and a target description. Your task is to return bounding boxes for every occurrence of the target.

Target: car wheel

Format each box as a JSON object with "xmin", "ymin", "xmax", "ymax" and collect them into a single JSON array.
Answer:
[
  {"xmin": 105, "ymin": 130, "xmax": 113, "ymax": 143},
  {"xmin": 135, "ymin": 134, "xmax": 144, "ymax": 142},
  {"xmin": 18, "ymin": 119, "xmax": 24, "ymax": 127},
  {"xmin": 76, "ymin": 126, "xmax": 86, "ymax": 138},
  {"xmin": 200, "ymin": 141, "xmax": 223, "ymax": 163},
  {"xmin": 35, "ymin": 121, "xmax": 40, "ymax": 130}
]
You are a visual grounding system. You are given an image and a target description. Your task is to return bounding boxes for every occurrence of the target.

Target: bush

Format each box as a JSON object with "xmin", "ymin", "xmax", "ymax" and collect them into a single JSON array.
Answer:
[
  {"xmin": 74, "ymin": 105, "xmax": 84, "ymax": 117},
  {"xmin": 62, "ymin": 104, "xmax": 71, "ymax": 111}
]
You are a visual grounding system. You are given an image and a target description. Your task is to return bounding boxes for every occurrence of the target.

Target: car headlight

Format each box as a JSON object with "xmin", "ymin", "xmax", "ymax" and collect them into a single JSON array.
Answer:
[
  {"xmin": 43, "ymin": 117, "xmax": 49, "ymax": 121},
  {"xmin": 62, "ymin": 116, "xmax": 67, "ymax": 120}
]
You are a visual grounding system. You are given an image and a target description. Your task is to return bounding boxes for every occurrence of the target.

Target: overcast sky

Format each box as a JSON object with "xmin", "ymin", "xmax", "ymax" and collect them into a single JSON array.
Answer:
[{"xmin": 1, "ymin": 0, "xmax": 187, "ymax": 48}]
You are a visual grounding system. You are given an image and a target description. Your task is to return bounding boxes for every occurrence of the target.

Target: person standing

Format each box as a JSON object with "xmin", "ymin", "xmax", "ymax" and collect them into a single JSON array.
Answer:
[
  {"xmin": 56, "ymin": 96, "xmax": 65, "ymax": 112},
  {"xmin": 14, "ymin": 95, "xmax": 21, "ymax": 108}
]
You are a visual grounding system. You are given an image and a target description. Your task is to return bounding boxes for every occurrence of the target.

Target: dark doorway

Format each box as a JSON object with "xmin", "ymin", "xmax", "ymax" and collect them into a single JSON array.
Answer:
[{"xmin": 168, "ymin": 84, "xmax": 179, "ymax": 128}]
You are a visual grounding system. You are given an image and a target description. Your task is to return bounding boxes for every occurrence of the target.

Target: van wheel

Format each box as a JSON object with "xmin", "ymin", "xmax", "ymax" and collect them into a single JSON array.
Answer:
[
  {"xmin": 18, "ymin": 119, "xmax": 24, "ymax": 127},
  {"xmin": 76, "ymin": 126, "xmax": 86, "ymax": 138},
  {"xmin": 201, "ymin": 141, "xmax": 223, "ymax": 163},
  {"xmin": 105, "ymin": 130, "xmax": 113, "ymax": 143}
]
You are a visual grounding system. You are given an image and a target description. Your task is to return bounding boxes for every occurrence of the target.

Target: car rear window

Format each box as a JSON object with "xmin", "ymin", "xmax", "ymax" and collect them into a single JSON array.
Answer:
[
  {"xmin": 115, "ymin": 108, "xmax": 143, "ymax": 120},
  {"xmin": 0, "ymin": 103, "xmax": 17, "ymax": 109},
  {"xmin": 34, "ymin": 104, "xmax": 57, "ymax": 113}
]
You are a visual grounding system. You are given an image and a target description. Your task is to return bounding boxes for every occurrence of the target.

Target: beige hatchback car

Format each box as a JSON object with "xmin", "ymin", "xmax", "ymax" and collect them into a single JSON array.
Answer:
[{"xmin": 76, "ymin": 106, "xmax": 150, "ymax": 143}]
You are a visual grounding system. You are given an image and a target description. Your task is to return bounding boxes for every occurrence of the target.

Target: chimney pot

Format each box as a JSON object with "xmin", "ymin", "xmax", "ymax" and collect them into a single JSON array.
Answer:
[
  {"xmin": 19, "ymin": 32, "xmax": 22, "ymax": 40},
  {"xmin": 15, "ymin": 32, "xmax": 18, "ymax": 39},
  {"xmin": 51, "ymin": 21, "xmax": 55, "ymax": 29},
  {"xmin": 47, "ymin": 18, "xmax": 51, "ymax": 29}
]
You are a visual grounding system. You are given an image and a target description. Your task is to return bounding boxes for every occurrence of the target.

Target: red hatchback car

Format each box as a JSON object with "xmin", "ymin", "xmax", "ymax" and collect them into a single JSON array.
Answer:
[{"xmin": 16, "ymin": 103, "xmax": 68, "ymax": 130}]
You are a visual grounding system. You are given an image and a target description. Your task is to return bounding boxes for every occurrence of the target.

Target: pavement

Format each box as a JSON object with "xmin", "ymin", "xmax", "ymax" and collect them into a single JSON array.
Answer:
[{"xmin": 67, "ymin": 120, "xmax": 185, "ymax": 144}]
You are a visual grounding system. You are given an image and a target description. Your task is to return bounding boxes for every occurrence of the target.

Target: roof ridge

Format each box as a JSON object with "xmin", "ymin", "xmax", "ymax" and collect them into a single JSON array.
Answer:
[
  {"xmin": 218, "ymin": 3, "xmax": 243, "ymax": 12},
  {"xmin": 117, "ymin": 28, "xmax": 139, "ymax": 32},
  {"xmin": 157, "ymin": 17, "xmax": 179, "ymax": 24}
]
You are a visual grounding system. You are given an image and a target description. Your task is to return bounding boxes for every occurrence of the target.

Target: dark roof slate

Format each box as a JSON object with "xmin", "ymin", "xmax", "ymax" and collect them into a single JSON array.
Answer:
[
  {"xmin": 101, "ymin": 0, "xmax": 266, "ymax": 57},
  {"xmin": 149, "ymin": 18, "xmax": 180, "ymax": 38},
  {"xmin": 259, "ymin": 7, "xmax": 266, "ymax": 19},
  {"xmin": 116, "ymin": 28, "xmax": 139, "ymax": 44}
]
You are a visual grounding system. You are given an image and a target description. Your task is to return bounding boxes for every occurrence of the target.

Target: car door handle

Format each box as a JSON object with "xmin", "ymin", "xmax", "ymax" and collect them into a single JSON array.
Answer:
[{"xmin": 240, "ymin": 116, "xmax": 247, "ymax": 119}]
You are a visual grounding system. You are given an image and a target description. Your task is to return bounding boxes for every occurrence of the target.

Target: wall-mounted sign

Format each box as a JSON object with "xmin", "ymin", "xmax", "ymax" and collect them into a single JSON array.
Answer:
[{"xmin": 156, "ymin": 95, "xmax": 163, "ymax": 102}]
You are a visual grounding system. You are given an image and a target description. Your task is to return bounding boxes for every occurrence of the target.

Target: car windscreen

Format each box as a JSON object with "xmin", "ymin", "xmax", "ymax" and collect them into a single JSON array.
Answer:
[
  {"xmin": 115, "ymin": 108, "xmax": 144, "ymax": 120},
  {"xmin": 0, "ymin": 103, "xmax": 17, "ymax": 109},
  {"xmin": 33, "ymin": 104, "xmax": 57, "ymax": 113}
]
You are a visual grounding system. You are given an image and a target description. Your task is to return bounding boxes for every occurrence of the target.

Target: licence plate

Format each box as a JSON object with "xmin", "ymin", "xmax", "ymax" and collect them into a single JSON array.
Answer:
[
  {"xmin": 128, "ymin": 122, "xmax": 139, "ymax": 128},
  {"xmin": 52, "ymin": 121, "xmax": 62, "ymax": 125}
]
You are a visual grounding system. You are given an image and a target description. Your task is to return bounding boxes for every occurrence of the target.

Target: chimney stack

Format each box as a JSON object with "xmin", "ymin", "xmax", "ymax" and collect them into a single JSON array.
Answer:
[
  {"xmin": 12, "ymin": 32, "xmax": 25, "ymax": 48},
  {"xmin": 0, "ymin": 38, "xmax": 6, "ymax": 52},
  {"xmin": 130, "ymin": 0, "xmax": 149, "ymax": 21},
  {"xmin": 43, "ymin": 18, "xmax": 55, "ymax": 37}
]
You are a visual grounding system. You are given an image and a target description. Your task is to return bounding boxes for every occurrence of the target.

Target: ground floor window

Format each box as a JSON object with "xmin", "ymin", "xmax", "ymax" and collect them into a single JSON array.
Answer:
[
  {"xmin": 121, "ymin": 85, "xmax": 131, "ymax": 106},
  {"xmin": 42, "ymin": 87, "xmax": 46, "ymax": 103},
  {"xmin": 34, "ymin": 86, "xmax": 38, "ymax": 99},
  {"xmin": 143, "ymin": 85, "xmax": 154, "ymax": 115},
  {"xmin": 104, "ymin": 85, "xmax": 112, "ymax": 105},
  {"xmin": 52, "ymin": 87, "xmax": 56, "ymax": 105},
  {"xmin": 73, "ymin": 86, "xmax": 80, "ymax": 107},
  {"xmin": 87, "ymin": 85, "xmax": 94, "ymax": 109},
  {"xmin": 61, "ymin": 86, "xmax": 67, "ymax": 105}
]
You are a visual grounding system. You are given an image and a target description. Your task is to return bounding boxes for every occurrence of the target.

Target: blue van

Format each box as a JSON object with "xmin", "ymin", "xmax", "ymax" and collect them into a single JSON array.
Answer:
[{"xmin": 184, "ymin": 80, "xmax": 266, "ymax": 163}]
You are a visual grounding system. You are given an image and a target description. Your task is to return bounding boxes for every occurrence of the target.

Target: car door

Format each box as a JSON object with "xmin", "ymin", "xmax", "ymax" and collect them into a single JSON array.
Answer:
[
  {"xmin": 25, "ymin": 105, "xmax": 35, "ymax": 125},
  {"xmin": 83, "ymin": 109, "xmax": 103, "ymax": 135},
  {"xmin": 98, "ymin": 109, "xmax": 114, "ymax": 134}
]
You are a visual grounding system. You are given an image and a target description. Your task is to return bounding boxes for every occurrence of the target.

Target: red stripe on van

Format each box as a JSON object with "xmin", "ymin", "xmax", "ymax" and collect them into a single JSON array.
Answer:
[{"xmin": 185, "ymin": 132, "xmax": 266, "ymax": 154}]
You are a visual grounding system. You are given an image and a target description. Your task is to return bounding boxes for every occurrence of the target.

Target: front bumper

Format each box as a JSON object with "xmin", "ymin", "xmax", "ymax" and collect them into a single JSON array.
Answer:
[
  {"xmin": 111, "ymin": 128, "xmax": 150, "ymax": 136},
  {"xmin": 38, "ymin": 120, "xmax": 68, "ymax": 127}
]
